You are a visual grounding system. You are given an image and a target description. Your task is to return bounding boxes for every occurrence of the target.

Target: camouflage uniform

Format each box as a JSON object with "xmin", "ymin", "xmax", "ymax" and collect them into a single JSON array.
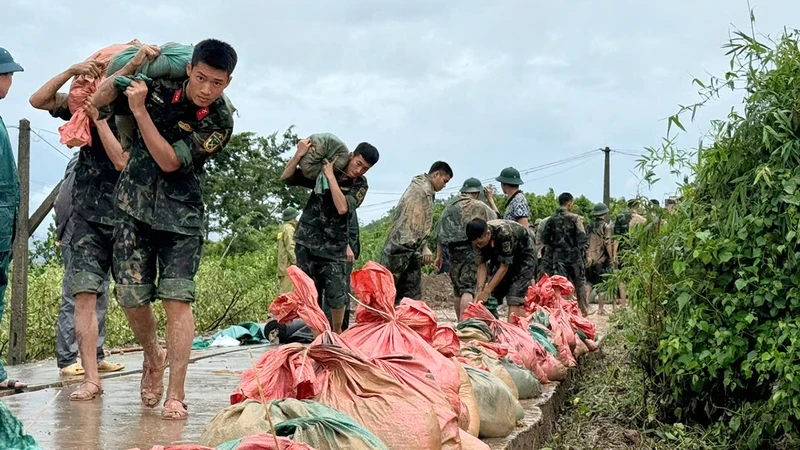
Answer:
[
  {"xmin": 112, "ymin": 79, "xmax": 234, "ymax": 307},
  {"xmin": 541, "ymin": 207, "xmax": 589, "ymax": 312},
  {"xmin": 585, "ymin": 217, "xmax": 613, "ymax": 285},
  {"xmin": 286, "ymin": 171, "xmax": 368, "ymax": 313},
  {"xmin": 49, "ymin": 94, "xmax": 121, "ymax": 297},
  {"xmin": 381, "ymin": 174, "xmax": 435, "ymax": 304},
  {"xmin": 436, "ymin": 194, "xmax": 496, "ymax": 297},
  {"xmin": 479, "ymin": 220, "xmax": 537, "ymax": 306}
]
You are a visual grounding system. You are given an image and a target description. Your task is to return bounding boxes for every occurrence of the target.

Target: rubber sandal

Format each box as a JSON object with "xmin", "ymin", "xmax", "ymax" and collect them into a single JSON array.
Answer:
[
  {"xmin": 60, "ymin": 363, "xmax": 85, "ymax": 377},
  {"xmin": 161, "ymin": 398, "xmax": 188, "ymax": 421},
  {"xmin": 140, "ymin": 349, "xmax": 168, "ymax": 408},
  {"xmin": 97, "ymin": 360, "xmax": 125, "ymax": 372},
  {"xmin": 0, "ymin": 380, "xmax": 26, "ymax": 393},
  {"xmin": 69, "ymin": 380, "xmax": 103, "ymax": 402}
]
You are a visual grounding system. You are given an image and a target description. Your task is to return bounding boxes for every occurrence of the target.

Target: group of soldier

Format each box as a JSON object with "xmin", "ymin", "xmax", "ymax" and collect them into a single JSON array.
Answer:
[
  {"xmin": 277, "ymin": 155, "xmax": 656, "ymax": 335},
  {"xmin": 0, "ymin": 39, "xmax": 237, "ymax": 421}
]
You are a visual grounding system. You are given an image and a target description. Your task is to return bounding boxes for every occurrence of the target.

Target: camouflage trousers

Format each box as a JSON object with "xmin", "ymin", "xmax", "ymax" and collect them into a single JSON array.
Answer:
[
  {"xmin": 295, "ymin": 244, "xmax": 350, "ymax": 311},
  {"xmin": 113, "ymin": 217, "xmax": 203, "ymax": 308},
  {"xmin": 488, "ymin": 254, "xmax": 537, "ymax": 307},
  {"xmin": 70, "ymin": 214, "xmax": 115, "ymax": 295},
  {"xmin": 382, "ymin": 251, "xmax": 422, "ymax": 305},
  {"xmin": 447, "ymin": 241, "xmax": 479, "ymax": 297}
]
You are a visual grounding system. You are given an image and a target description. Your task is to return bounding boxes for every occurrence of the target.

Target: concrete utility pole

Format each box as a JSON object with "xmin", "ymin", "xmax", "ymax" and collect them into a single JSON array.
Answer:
[{"xmin": 602, "ymin": 146, "xmax": 611, "ymax": 206}]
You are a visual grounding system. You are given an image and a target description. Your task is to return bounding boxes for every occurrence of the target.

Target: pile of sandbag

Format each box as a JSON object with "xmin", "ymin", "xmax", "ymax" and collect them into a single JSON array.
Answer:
[
  {"xmin": 462, "ymin": 302, "xmax": 565, "ymax": 383},
  {"xmin": 58, "ymin": 41, "xmax": 140, "ymax": 148},
  {"xmin": 522, "ymin": 275, "xmax": 600, "ymax": 367},
  {"xmin": 231, "ymin": 266, "xmax": 466, "ymax": 450}
]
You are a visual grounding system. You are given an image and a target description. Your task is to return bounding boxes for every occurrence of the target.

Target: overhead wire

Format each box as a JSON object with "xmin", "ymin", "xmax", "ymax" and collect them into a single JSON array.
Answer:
[{"xmin": 358, "ymin": 148, "xmax": 605, "ymax": 214}]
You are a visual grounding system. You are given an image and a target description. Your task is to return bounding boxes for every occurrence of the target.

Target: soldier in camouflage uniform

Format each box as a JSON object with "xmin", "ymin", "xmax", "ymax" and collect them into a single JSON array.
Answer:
[
  {"xmin": 435, "ymin": 177, "xmax": 496, "ymax": 319},
  {"xmin": 467, "ymin": 218, "xmax": 537, "ymax": 322},
  {"xmin": 281, "ymin": 138, "xmax": 379, "ymax": 334},
  {"xmin": 585, "ymin": 203, "xmax": 615, "ymax": 315},
  {"xmin": 541, "ymin": 192, "xmax": 590, "ymax": 315},
  {"xmin": 93, "ymin": 39, "xmax": 237, "ymax": 420},
  {"xmin": 382, "ymin": 161, "xmax": 453, "ymax": 304},
  {"xmin": 30, "ymin": 58, "xmax": 132, "ymax": 396}
]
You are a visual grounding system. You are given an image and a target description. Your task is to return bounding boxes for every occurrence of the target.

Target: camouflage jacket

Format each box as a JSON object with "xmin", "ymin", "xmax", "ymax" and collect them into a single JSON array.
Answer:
[
  {"xmin": 436, "ymin": 194, "xmax": 497, "ymax": 245},
  {"xmin": 541, "ymin": 207, "xmax": 588, "ymax": 265},
  {"xmin": 586, "ymin": 217, "xmax": 612, "ymax": 266},
  {"xmin": 51, "ymin": 93, "xmax": 121, "ymax": 225},
  {"xmin": 287, "ymin": 171, "xmax": 368, "ymax": 262},
  {"xmin": 479, "ymin": 219, "xmax": 536, "ymax": 267},
  {"xmin": 380, "ymin": 174, "xmax": 436, "ymax": 274},
  {"xmin": 115, "ymin": 79, "xmax": 234, "ymax": 236}
]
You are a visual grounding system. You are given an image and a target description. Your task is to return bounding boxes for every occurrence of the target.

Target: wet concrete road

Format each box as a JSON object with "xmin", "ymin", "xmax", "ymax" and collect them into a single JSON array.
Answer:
[{"xmin": 2, "ymin": 345, "xmax": 273, "ymax": 450}]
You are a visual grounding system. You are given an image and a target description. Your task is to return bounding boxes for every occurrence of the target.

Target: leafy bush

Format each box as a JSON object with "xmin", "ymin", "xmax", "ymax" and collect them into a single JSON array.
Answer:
[{"xmin": 608, "ymin": 21, "xmax": 800, "ymax": 449}]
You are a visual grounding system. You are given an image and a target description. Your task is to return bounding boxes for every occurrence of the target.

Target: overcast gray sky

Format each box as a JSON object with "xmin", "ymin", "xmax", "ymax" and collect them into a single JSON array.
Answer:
[{"xmin": 1, "ymin": 0, "xmax": 794, "ymax": 239}]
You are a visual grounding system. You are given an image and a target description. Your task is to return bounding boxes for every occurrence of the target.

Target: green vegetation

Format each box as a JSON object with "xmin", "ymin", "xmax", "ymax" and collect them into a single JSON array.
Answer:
[
  {"xmin": 605, "ymin": 18, "xmax": 800, "ymax": 449},
  {"xmin": 543, "ymin": 311, "xmax": 729, "ymax": 450}
]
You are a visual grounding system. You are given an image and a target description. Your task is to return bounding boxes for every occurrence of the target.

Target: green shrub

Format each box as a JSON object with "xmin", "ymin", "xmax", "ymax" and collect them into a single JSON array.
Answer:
[{"xmin": 607, "ymin": 21, "xmax": 800, "ymax": 449}]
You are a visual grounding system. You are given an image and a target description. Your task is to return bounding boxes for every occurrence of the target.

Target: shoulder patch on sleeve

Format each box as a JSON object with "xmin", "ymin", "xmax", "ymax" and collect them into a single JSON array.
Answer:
[
  {"xmin": 502, "ymin": 240, "xmax": 513, "ymax": 253},
  {"xmin": 203, "ymin": 131, "xmax": 226, "ymax": 153}
]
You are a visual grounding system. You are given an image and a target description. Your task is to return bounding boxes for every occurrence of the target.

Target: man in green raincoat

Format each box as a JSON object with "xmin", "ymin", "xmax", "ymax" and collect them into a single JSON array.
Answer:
[
  {"xmin": 0, "ymin": 47, "xmax": 26, "ymax": 392},
  {"xmin": 277, "ymin": 206, "xmax": 300, "ymax": 294}
]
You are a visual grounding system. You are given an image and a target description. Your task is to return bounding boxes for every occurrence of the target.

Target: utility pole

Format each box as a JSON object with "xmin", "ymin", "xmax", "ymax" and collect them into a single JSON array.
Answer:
[
  {"xmin": 9, "ymin": 119, "xmax": 30, "ymax": 365},
  {"xmin": 602, "ymin": 146, "xmax": 611, "ymax": 206}
]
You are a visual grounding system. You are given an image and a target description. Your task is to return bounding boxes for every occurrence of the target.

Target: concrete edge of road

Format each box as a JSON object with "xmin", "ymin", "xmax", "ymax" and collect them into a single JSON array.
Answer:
[
  {"xmin": 0, "ymin": 344, "xmax": 274, "ymax": 398},
  {"xmin": 484, "ymin": 334, "xmax": 606, "ymax": 450}
]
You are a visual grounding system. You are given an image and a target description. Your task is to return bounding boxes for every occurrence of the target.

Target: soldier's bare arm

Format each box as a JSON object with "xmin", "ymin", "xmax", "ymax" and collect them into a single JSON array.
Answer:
[
  {"xmin": 280, "ymin": 138, "xmax": 311, "ymax": 181},
  {"xmin": 93, "ymin": 45, "xmax": 160, "ymax": 109},
  {"xmin": 322, "ymin": 159, "xmax": 348, "ymax": 215},
  {"xmin": 484, "ymin": 263, "xmax": 509, "ymax": 296},
  {"xmin": 124, "ymin": 80, "xmax": 182, "ymax": 172},
  {"xmin": 83, "ymin": 99, "xmax": 128, "ymax": 171},
  {"xmin": 29, "ymin": 61, "xmax": 103, "ymax": 111},
  {"xmin": 476, "ymin": 262, "xmax": 489, "ymax": 302}
]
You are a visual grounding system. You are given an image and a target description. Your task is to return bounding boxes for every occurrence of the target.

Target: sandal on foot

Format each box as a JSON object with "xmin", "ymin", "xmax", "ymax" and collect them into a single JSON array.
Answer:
[
  {"xmin": 69, "ymin": 380, "xmax": 102, "ymax": 401},
  {"xmin": 98, "ymin": 360, "xmax": 125, "ymax": 372},
  {"xmin": 0, "ymin": 379, "xmax": 26, "ymax": 393},
  {"xmin": 140, "ymin": 350, "xmax": 168, "ymax": 408},
  {"xmin": 60, "ymin": 363, "xmax": 85, "ymax": 377},
  {"xmin": 161, "ymin": 398, "xmax": 188, "ymax": 421}
]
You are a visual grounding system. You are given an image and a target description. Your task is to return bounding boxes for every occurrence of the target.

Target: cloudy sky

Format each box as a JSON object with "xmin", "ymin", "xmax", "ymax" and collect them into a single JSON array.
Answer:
[{"xmin": 1, "ymin": 0, "xmax": 793, "ymax": 239}]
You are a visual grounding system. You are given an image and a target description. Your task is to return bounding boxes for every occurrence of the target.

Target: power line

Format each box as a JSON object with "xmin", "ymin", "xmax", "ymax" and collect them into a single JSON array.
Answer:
[
  {"xmin": 610, "ymin": 149, "xmax": 641, "ymax": 157},
  {"xmin": 359, "ymin": 150, "xmax": 605, "ymax": 214},
  {"xmin": 29, "ymin": 129, "xmax": 71, "ymax": 160}
]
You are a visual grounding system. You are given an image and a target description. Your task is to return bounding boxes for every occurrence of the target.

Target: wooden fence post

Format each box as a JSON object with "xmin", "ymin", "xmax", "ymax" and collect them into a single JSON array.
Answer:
[{"xmin": 8, "ymin": 119, "xmax": 30, "ymax": 365}]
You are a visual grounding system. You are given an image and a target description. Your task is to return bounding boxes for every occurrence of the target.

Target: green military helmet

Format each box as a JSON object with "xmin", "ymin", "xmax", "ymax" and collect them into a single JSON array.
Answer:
[
  {"xmin": 0, "ymin": 47, "xmax": 24, "ymax": 74},
  {"xmin": 282, "ymin": 206, "xmax": 300, "ymax": 222},
  {"xmin": 534, "ymin": 218, "xmax": 543, "ymax": 226},
  {"xmin": 460, "ymin": 177, "xmax": 483, "ymax": 193},
  {"xmin": 591, "ymin": 203, "xmax": 610, "ymax": 216},
  {"xmin": 495, "ymin": 167, "xmax": 524, "ymax": 185}
]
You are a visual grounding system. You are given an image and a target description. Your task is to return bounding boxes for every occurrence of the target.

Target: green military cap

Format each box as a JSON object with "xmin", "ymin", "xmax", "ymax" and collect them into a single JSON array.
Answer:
[
  {"xmin": 495, "ymin": 167, "xmax": 524, "ymax": 185},
  {"xmin": 282, "ymin": 207, "xmax": 300, "ymax": 222},
  {"xmin": 534, "ymin": 218, "xmax": 543, "ymax": 226},
  {"xmin": 591, "ymin": 203, "xmax": 610, "ymax": 216},
  {"xmin": 0, "ymin": 48, "xmax": 23, "ymax": 74},
  {"xmin": 460, "ymin": 177, "xmax": 483, "ymax": 193}
]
